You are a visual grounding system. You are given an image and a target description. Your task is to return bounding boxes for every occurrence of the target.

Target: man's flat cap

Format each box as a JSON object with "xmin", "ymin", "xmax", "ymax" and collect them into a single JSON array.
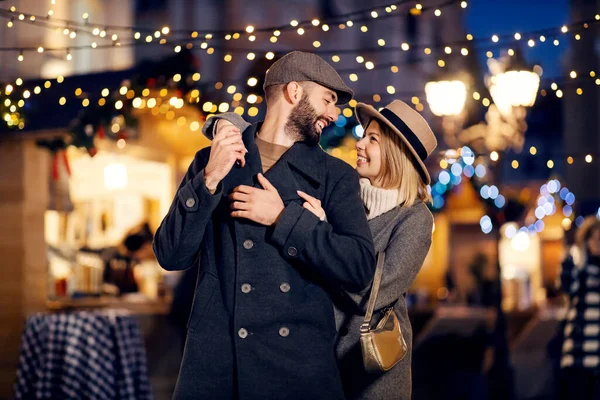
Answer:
[{"xmin": 263, "ymin": 51, "xmax": 354, "ymax": 105}]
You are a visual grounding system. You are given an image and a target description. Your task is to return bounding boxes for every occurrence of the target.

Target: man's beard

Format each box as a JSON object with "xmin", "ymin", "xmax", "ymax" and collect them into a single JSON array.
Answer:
[{"xmin": 284, "ymin": 93, "xmax": 324, "ymax": 147}]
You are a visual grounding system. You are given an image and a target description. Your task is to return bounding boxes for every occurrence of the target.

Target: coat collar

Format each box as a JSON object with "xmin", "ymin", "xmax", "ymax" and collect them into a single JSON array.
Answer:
[{"xmin": 233, "ymin": 122, "xmax": 325, "ymax": 199}]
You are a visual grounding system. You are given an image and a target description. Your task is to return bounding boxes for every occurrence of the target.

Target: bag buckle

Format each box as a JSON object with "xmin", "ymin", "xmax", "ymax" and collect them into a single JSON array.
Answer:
[{"xmin": 360, "ymin": 322, "xmax": 370, "ymax": 334}]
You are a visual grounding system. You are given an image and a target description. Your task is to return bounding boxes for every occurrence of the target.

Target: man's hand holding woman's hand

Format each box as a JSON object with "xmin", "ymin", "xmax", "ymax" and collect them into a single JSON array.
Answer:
[{"xmin": 204, "ymin": 119, "xmax": 247, "ymax": 192}]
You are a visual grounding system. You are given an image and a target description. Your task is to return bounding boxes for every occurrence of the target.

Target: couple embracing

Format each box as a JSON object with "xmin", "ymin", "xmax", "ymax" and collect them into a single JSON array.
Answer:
[{"xmin": 154, "ymin": 51, "xmax": 437, "ymax": 400}]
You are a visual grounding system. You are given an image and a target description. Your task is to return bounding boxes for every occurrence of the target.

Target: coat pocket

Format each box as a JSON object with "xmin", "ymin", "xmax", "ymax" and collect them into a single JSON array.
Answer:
[{"xmin": 187, "ymin": 272, "xmax": 218, "ymax": 332}]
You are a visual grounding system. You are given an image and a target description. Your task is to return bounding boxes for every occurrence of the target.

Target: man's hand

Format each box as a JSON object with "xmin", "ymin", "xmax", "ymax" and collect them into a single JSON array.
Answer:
[
  {"xmin": 204, "ymin": 119, "xmax": 247, "ymax": 191},
  {"xmin": 229, "ymin": 173, "xmax": 284, "ymax": 226}
]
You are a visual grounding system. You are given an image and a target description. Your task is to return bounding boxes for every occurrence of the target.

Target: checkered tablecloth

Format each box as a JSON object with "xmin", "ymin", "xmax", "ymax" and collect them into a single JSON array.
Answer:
[{"xmin": 14, "ymin": 310, "xmax": 152, "ymax": 400}]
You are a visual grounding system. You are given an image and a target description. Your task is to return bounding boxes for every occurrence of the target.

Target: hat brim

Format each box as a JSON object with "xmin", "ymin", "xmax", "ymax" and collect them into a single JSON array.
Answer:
[
  {"xmin": 355, "ymin": 102, "xmax": 431, "ymax": 185},
  {"xmin": 264, "ymin": 80, "xmax": 353, "ymax": 105},
  {"xmin": 308, "ymin": 79, "xmax": 353, "ymax": 105}
]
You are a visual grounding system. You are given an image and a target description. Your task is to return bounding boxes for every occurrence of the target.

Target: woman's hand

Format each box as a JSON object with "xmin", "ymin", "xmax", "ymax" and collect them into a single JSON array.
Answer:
[{"xmin": 297, "ymin": 191, "xmax": 326, "ymax": 221}]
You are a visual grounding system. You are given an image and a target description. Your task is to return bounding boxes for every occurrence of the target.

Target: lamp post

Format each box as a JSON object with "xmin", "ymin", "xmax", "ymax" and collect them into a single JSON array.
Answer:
[{"xmin": 425, "ymin": 51, "xmax": 540, "ymax": 400}]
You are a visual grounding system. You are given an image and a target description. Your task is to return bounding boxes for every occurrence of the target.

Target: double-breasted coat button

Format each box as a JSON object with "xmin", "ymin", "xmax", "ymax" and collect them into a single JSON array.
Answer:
[
  {"xmin": 238, "ymin": 328, "xmax": 248, "ymax": 339},
  {"xmin": 279, "ymin": 327, "xmax": 290, "ymax": 337},
  {"xmin": 185, "ymin": 198, "xmax": 196, "ymax": 208},
  {"xmin": 287, "ymin": 247, "xmax": 298, "ymax": 257},
  {"xmin": 243, "ymin": 240, "xmax": 254, "ymax": 250},
  {"xmin": 279, "ymin": 283, "xmax": 291, "ymax": 293},
  {"xmin": 241, "ymin": 283, "xmax": 252, "ymax": 293}
]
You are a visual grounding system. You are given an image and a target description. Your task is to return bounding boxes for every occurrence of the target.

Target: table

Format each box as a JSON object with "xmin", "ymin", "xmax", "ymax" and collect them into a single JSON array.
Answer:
[{"xmin": 14, "ymin": 310, "xmax": 152, "ymax": 400}]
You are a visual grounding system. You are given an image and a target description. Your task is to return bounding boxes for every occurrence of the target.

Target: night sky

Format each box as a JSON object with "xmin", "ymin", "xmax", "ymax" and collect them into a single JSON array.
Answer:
[{"xmin": 464, "ymin": 0, "xmax": 570, "ymax": 78}]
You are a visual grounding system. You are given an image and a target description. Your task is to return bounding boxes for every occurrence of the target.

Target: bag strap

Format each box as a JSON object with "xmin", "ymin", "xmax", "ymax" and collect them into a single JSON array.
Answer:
[{"xmin": 360, "ymin": 252, "xmax": 385, "ymax": 333}]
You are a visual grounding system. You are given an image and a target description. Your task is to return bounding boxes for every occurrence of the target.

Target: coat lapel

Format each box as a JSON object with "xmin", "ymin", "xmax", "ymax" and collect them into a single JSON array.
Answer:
[
  {"xmin": 262, "ymin": 136, "xmax": 325, "ymax": 202},
  {"xmin": 223, "ymin": 122, "xmax": 325, "ymax": 201}
]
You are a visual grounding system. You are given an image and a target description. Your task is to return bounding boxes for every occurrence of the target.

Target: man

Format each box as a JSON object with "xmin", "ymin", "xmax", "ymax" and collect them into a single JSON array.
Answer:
[{"xmin": 153, "ymin": 51, "xmax": 375, "ymax": 399}]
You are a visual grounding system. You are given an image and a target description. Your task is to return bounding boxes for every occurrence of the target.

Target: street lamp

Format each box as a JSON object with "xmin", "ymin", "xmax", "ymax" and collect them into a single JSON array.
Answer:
[
  {"xmin": 488, "ymin": 70, "xmax": 540, "ymax": 117},
  {"xmin": 487, "ymin": 52, "xmax": 540, "ymax": 118},
  {"xmin": 425, "ymin": 51, "xmax": 540, "ymax": 153},
  {"xmin": 424, "ymin": 80, "xmax": 467, "ymax": 117}
]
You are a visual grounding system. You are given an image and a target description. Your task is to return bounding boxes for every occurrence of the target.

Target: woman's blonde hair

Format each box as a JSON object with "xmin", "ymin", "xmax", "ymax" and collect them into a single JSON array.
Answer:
[{"xmin": 369, "ymin": 118, "xmax": 432, "ymax": 207}]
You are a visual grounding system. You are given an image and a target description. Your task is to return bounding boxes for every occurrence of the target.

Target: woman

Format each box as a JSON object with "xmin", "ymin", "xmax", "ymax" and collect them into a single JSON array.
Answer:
[
  {"xmin": 203, "ymin": 99, "xmax": 437, "ymax": 399},
  {"xmin": 559, "ymin": 216, "xmax": 600, "ymax": 399}
]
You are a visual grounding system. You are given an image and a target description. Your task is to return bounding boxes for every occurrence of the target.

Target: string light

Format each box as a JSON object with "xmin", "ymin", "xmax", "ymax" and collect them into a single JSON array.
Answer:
[
  {"xmin": 530, "ymin": 146, "xmax": 537, "ymax": 155},
  {"xmin": 5, "ymin": 48, "xmax": 595, "ymax": 133},
  {"xmin": 0, "ymin": 0, "xmax": 536, "ymax": 53},
  {"xmin": 1, "ymin": 7, "xmax": 596, "ymax": 68}
]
